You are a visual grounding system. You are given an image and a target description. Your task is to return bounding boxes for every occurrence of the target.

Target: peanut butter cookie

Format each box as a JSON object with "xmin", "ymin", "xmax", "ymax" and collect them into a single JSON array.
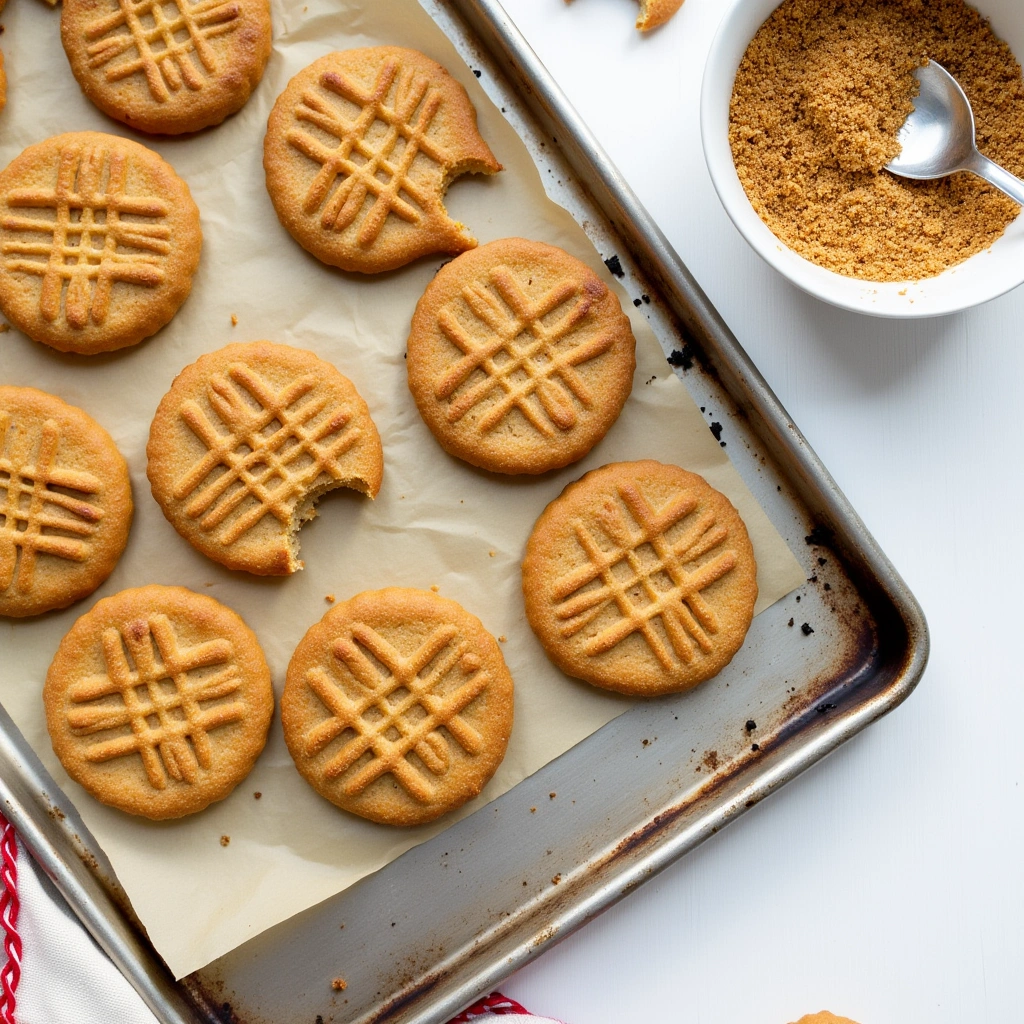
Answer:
[
  {"xmin": 522, "ymin": 460, "xmax": 757, "ymax": 695},
  {"xmin": 45, "ymin": 585, "xmax": 274, "ymax": 819},
  {"xmin": 147, "ymin": 341, "xmax": 383, "ymax": 576},
  {"xmin": 0, "ymin": 386, "xmax": 132, "ymax": 619},
  {"xmin": 0, "ymin": 132, "xmax": 202, "ymax": 354},
  {"xmin": 264, "ymin": 47, "xmax": 501, "ymax": 274},
  {"xmin": 282, "ymin": 588, "xmax": 515, "ymax": 826},
  {"xmin": 407, "ymin": 238, "xmax": 636, "ymax": 474},
  {"xmin": 61, "ymin": 0, "xmax": 273, "ymax": 135}
]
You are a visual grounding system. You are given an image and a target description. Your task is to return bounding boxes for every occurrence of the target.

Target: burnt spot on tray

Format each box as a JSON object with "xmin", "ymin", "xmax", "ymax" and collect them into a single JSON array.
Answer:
[
  {"xmin": 604, "ymin": 254, "xmax": 624, "ymax": 277},
  {"xmin": 801, "ymin": 622, "xmax": 814, "ymax": 635},
  {"xmin": 668, "ymin": 346, "xmax": 694, "ymax": 370},
  {"xmin": 816, "ymin": 702, "xmax": 838, "ymax": 714},
  {"xmin": 805, "ymin": 524, "xmax": 835, "ymax": 547},
  {"xmin": 745, "ymin": 719, "xmax": 756, "ymax": 732},
  {"xmin": 710, "ymin": 421, "xmax": 724, "ymax": 442}
]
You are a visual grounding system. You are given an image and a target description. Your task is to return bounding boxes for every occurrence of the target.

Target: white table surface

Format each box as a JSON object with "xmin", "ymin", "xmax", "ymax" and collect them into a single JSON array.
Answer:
[
  {"xmin": 491, "ymin": 2, "xmax": 1024, "ymax": 1023},
  {"xmin": 13, "ymin": 2, "xmax": 1022, "ymax": 1022}
]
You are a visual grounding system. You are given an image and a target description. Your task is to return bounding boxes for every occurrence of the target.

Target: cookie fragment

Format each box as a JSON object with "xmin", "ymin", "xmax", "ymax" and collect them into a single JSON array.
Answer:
[
  {"xmin": 264, "ymin": 46, "xmax": 501, "ymax": 274},
  {"xmin": 282, "ymin": 588, "xmax": 515, "ymax": 826},
  {"xmin": 522, "ymin": 460, "xmax": 758, "ymax": 695},
  {"xmin": 0, "ymin": 386, "xmax": 132, "ymax": 618},
  {"xmin": 563, "ymin": 0, "xmax": 684, "ymax": 32},
  {"xmin": 635, "ymin": 0, "xmax": 685, "ymax": 31},
  {"xmin": 147, "ymin": 341, "xmax": 383, "ymax": 575},
  {"xmin": 60, "ymin": 0, "xmax": 273, "ymax": 135},
  {"xmin": 45, "ymin": 585, "xmax": 274, "ymax": 819},
  {"xmin": 407, "ymin": 238, "xmax": 636, "ymax": 475},
  {"xmin": 0, "ymin": 132, "xmax": 202, "ymax": 354}
]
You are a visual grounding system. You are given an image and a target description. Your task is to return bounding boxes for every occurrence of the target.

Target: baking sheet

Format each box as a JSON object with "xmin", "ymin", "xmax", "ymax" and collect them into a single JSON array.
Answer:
[{"xmin": 0, "ymin": 0, "xmax": 804, "ymax": 980}]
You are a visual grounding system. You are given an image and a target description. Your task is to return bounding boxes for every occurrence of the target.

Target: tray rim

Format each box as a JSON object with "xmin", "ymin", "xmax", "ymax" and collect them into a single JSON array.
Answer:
[{"xmin": 0, "ymin": 2, "xmax": 929, "ymax": 1021}]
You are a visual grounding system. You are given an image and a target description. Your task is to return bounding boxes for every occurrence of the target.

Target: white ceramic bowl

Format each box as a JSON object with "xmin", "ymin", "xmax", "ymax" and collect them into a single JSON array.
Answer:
[{"xmin": 700, "ymin": 0, "xmax": 1024, "ymax": 318}]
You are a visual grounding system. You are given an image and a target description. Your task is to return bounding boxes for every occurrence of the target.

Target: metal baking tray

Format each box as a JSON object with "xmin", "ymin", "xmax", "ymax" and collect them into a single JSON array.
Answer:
[{"xmin": 0, "ymin": 1, "xmax": 929, "ymax": 1021}]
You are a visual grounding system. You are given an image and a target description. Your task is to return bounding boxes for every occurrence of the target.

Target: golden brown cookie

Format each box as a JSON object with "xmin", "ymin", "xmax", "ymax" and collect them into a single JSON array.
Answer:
[
  {"xmin": 60, "ymin": 0, "xmax": 272, "ymax": 135},
  {"xmin": 282, "ymin": 588, "xmax": 515, "ymax": 826},
  {"xmin": 407, "ymin": 238, "xmax": 636, "ymax": 475},
  {"xmin": 522, "ymin": 460, "xmax": 757, "ymax": 695},
  {"xmin": 0, "ymin": 132, "xmax": 202, "ymax": 354},
  {"xmin": 147, "ymin": 341, "xmax": 384, "ymax": 576},
  {"xmin": 264, "ymin": 47, "xmax": 502, "ymax": 274},
  {"xmin": 0, "ymin": 386, "xmax": 132, "ymax": 619},
  {"xmin": 45, "ymin": 585, "xmax": 274, "ymax": 819},
  {"xmin": 564, "ymin": 0, "xmax": 684, "ymax": 32}
]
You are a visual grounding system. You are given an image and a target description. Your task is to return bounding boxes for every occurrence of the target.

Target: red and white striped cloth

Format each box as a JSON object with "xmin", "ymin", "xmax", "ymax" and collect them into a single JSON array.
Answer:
[{"xmin": 0, "ymin": 812, "xmax": 562, "ymax": 1024}]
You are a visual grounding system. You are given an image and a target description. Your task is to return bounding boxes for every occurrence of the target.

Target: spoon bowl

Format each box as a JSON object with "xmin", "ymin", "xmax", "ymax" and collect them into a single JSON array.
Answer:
[
  {"xmin": 886, "ymin": 62, "xmax": 977, "ymax": 178},
  {"xmin": 886, "ymin": 61, "xmax": 1024, "ymax": 204}
]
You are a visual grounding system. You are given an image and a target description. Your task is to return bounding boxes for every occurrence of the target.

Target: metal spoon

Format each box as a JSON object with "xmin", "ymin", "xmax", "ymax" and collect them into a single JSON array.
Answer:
[{"xmin": 886, "ymin": 60, "xmax": 1024, "ymax": 205}]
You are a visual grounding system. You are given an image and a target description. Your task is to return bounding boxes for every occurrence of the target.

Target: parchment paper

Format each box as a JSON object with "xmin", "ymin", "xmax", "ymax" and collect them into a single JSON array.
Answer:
[{"xmin": 0, "ymin": 0, "xmax": 805, "ymax": 978}]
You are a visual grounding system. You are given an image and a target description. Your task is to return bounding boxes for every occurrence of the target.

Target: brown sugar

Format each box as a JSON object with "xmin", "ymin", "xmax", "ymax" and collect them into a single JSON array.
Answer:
[{"xmin": 729, "ymin": 0, "xmax": 1024, "ymax": 281}]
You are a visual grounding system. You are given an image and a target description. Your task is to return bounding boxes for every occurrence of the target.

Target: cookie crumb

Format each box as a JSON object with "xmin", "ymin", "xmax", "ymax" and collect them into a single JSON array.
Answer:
[
  {"xmin": 430, "ymin": 585, "xmax": 439, "ymax": 593},
  {"xmin": 332, "ymin": 978, "xmax": 347, "ymax": 991},
  {"xmin": 220, "ymin": 835, "xmax": 230, "ymax": 847},
  {"xmin": 325, "ymin": 594, "xmax": 335, "ymax": 603},
  {"xmin": 530, "ymin": 806, "xmax": 537, "ymax": 813},
  {"xmin": 498, "ymin": 635, "xmax": 507, "ymax": 643},
  {"xmin": 551, "ymin": 874, "xmax": 561, "ymax": 885},
  {"xmin": 549, "ymin": 792, "xmax": 556, "ymax": 799},
  {"xmin": 230, "ymin": 314, "xmax": 238, "ymax": 326},
  {"xmin": 253, "ymin": 791, "xmax": 262, "ymax": 799},
  {"xmin": 488, "ymin": 550, "xmax": 496, "ymax": 557}
]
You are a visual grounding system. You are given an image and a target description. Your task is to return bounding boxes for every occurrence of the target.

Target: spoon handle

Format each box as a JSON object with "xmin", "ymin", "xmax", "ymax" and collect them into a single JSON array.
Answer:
[{"xmin": 966, "ymin": 151, "xmax": 1024, "ymax": 207}]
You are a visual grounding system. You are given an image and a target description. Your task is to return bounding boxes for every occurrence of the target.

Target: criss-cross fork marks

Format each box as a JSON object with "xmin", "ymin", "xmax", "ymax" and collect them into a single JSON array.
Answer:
[
  {"xmin": 303, "ymin": 623, "xmax": 489, "ymax": 802},
  {"xmin": 0, "ymin": 413, "xmax": 103, "ymax": 594},
  {"xmin": 174, "ymin": 363, "xmax": 362, "ymax": 546},
  {"xmin": 84, "ymin": 0, "xmax": 241, "ymax": 103},
  {"xmin": 1, "ymin": 144, "xmax": 169, "ymax": 328},
  {"xmin": 554, "ymin": 484, "xmax": 739, "ymax": 672},
  {"xmin": 435, "ymin": 268, "xmax": 613, "ymax": 438},
  {"xmin": 65, "ymin": 614, "xmax": 244, "ymax": 789},
  {"xmin": 287, "ymin": 60, "xmax": 452, "ymax": 245}
]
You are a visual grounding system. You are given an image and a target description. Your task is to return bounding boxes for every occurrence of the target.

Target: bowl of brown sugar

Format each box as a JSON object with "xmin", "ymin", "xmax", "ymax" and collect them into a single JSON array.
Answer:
[{"xmin": 701, "ymin": 0, "xmax": 1024, "ymax": 317}]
